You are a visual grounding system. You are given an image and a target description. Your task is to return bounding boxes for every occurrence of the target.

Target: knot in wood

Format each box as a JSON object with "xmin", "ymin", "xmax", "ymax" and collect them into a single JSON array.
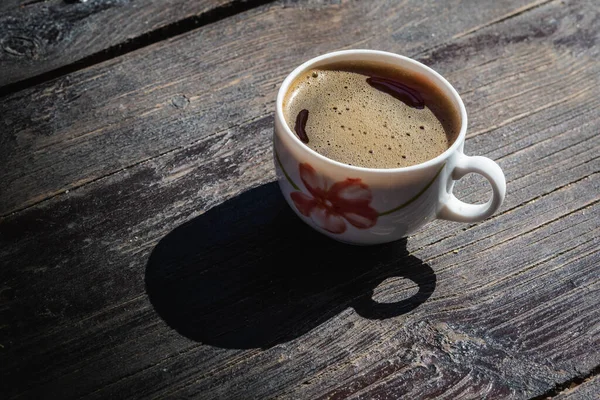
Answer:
[
  {"xmin": 171, "ymin": 94, "xmax": 189, "ymax": 109},
  {"xmin": 2, "ymin": 35, "xmax": 39, "ymax": 58}
]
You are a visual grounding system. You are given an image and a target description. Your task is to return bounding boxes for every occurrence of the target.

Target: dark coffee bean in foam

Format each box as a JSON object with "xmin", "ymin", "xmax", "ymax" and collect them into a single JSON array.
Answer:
[{"xmin": 283, "ymin": 60, "xmax": 461, "ymax": 169}]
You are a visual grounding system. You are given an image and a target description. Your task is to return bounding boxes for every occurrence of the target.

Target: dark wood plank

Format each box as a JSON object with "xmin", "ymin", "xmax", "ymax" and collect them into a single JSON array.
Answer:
[
  {"xmin": 1, "ymin": 119, "xmax": 597, "ymax": 399},
  {"xmin": 0, "ymin": 0, "xmax": 247, "ymax": 87},
  {"xmin": 0, "ymin": 1, "xmax": 23, "ymax": 13},
  {"xmin": 553, "ymin": 374, "xmax": 600, "ymax": 400},
  {"xmin": 1, "ymin": 0, "xmax": 599, "ymax": 399},
  {"xmin": 0, "ymin": 0, "xmax": 549, "ymax": 216}
]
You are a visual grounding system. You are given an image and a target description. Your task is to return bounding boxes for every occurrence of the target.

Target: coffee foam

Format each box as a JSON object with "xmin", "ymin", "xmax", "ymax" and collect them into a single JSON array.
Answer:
[{"xmin": 284, "ymin": 66, "xmax": 458, "ymax": 169}]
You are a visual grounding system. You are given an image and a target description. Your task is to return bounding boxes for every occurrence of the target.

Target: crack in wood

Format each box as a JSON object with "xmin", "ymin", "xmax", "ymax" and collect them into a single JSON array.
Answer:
[
  {"xmin": 452, "ymin": 0, "xmax": 557, "ymax": 40},
  {"xmin": 0, "ymin": 0, "xmax": 277, "ymax": 97},
  {"xmin": 467, "ymin": 86, "xmax": 593, "ymax": 138},
  {"xmin": 430, "ymin": 195, "xmax": 599, "ymax": 277},
  {"xmin": 463, "ymin": 221, "xmax": 599, "ymax": 294},
  {"xmin": 496, "ymin": 118, "xmax": 600, "ymax": 163},
  {"xmin": 409, "ymin": 170, "xmax": 598, "ymax": 259},
  {"xmin": 412, "ymin": 0, "xmax": 559, "ymax": 61},
  {"xmin": 20, "ymin": 0, "xmax": 51, "ymax": 7},
  {"xmin": 532, "ymin": 364, "xmax": 600, "ymax": 399}
]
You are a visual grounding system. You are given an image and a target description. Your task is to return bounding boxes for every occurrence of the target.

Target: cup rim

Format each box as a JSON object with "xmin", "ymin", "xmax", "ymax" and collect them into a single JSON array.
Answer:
[{"xmin": 276, "ymin": 49, "xmax": 468, "ymax": 173}]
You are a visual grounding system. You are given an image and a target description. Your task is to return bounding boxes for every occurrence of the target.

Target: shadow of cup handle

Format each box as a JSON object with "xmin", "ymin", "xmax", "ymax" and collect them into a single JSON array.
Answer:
[{"xmin": 351, "ymin": 272, "xmax": 436, "ymax": 320}]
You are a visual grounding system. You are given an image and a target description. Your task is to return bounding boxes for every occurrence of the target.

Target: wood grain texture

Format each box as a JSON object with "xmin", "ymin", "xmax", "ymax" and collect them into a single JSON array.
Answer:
[
  {"xmin": 1, "ymin": 0, "xmax": 81, "ymax": 12},
  {"xmin": 1, "ymin": 0, "xmax": 599, "ymax": 399},
  {"xmin": 0, "ymin": 0, "xmax": 244, "ymax": 87},
  {"xmin": 0, "ymin": 0, "xmax": 550, "ymax": 216},
  {"xmin": 553, "ymin": 375, "xmax": 600, "ymax": 400},
  {"xmin": 0, "ymin": 0, "xmax": 28, "ymax": 13}
]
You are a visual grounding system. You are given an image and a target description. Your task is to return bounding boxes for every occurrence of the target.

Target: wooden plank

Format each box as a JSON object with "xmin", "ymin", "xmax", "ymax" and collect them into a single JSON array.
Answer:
[
  {"xmin": 0, "ymin": 0, "xmax": 550, "ymax": 216},
  {"xmin": 553, "ymin": 374, "xmax": 600, "ymax": 400},
  {"xmin": 103, "ymin": 182, "xmax": 600, "ymax": 400},
  {"xmin": 1, "ymin": 123, "xmax": 597, "ymax": 399},
  {"xmin": 1, "ymin": 106, "xmax": 598, "ymax": 396},
  {"xmin": 0, "ymin": 1, "xmax": 22, "ymax": 13},
  {"xmin": 2, "ymin": 0, "xmax": 600, "ymax": 398},
  {"xmin": 0, "ymin": 0, "xmax": 248, "ymax": 87}
]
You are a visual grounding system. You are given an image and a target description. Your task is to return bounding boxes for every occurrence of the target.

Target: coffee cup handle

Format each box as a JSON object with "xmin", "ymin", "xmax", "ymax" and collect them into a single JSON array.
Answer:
[{"xmin": 438, "ymin": 153, "xmax": 506, "ymax": 223}]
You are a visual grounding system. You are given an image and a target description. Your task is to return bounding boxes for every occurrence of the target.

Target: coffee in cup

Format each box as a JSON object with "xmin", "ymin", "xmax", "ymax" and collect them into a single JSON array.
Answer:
[{"xmin": 283, "ymin": 60, "xmax": 461, "ymax": 169}]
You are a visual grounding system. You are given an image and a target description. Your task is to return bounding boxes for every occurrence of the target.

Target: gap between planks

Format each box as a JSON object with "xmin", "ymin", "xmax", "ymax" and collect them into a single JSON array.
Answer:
[
  {"xmin": 0, "ymin": 0, "xmax": 277, "ymax": 98},
  {"xmin": 532, "ymin": 364, "xmax": 600, "ymax": 400}
]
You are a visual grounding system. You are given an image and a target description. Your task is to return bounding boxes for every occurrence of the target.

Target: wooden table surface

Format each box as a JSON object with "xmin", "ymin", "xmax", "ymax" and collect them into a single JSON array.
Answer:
[{"xmin": 1, "ymin": 0, "xmax": 598, "ymax": 399}]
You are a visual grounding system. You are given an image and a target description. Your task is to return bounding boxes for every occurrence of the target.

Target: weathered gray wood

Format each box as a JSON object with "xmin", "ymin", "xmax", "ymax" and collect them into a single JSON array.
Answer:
[
  {"xmin": 0, "ymin": 0, "xmax": 244, "ymax": 87},
  {"xmin": 1, "ymin": 121, "xmax": 597, "ymax": 399},
  {"xmin": 1, "ymin": 0, "xmax": 599, "ymax": 399},
  {"xmin": 0, "ymin": 0, "xmax": 550, "ymax": 216},
  {"xmin": 0, "ymin": 0, "xmax": 28, "ymax": 13},
  {"xmin": 0, "ymin": 1, "xmax": 22, "ymax": 13},
  {"xmin": 553, "ymin": 374, "xmax": 600, "ymax": 400}
]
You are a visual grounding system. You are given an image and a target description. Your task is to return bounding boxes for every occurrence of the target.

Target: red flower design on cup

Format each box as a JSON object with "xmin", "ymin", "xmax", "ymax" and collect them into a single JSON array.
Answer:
[{"xmin": 290, "ymin": 163, "xmax": 378, "ymax": 234}]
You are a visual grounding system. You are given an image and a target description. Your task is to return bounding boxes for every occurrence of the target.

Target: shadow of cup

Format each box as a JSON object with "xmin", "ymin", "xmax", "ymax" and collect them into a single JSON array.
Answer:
[{"xmin": 145, "ymin": 182, "xmax": 436, "ymax": 349}]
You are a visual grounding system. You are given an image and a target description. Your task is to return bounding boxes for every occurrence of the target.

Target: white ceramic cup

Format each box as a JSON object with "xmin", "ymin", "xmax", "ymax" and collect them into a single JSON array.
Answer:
[{"xmin": 273, "ymin": 50, "xmax": 506, "ymax": 245}]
